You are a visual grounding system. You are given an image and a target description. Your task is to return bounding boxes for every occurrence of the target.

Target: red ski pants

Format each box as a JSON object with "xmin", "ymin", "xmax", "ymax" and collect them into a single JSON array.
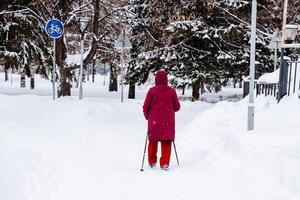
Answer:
[{"xmin": 148, "ymin": 140, "xmax": 172, "ymax": 167}]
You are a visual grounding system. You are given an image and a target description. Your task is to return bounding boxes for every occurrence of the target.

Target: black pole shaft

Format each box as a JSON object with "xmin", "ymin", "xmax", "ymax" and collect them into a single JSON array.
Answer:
[
  {"xmin": 288, "ymin": 62, "xmax": 292, "ymax": 96},
  {"xmin": 173, "ymin": 141, "xmax": 179, "ymax": 166},
  {"xmin": 278, "ymin": 48, "xmax": 284, "ymax": 102},
  {"xmin": 140, "ymin": 133, "xmax": 148, "ymax": 171},
  {"xmin": 92, "ymin": 59, "xmax": 96, "ymax": 83},
  {"xmin": 293, "ymin": 63, "xmax": 297, "ymax": 94}
]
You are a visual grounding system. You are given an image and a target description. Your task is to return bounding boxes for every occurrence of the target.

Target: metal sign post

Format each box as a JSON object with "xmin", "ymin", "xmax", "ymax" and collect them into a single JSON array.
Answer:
[
  {"xmin": 79, "ymin": 37, "xmax": 84, "ymax": 100},
  {"xmin": 115, "ymin": 27, "xmax": 132, "ymax": 103},
  {"xmin": 45, "ymin": 19, "xmax": 64, "ymax": 100},
  {"xmin": 121, "ymin": 29, "xmax": 125, "ymax": 103},
  {"xmin": 78, "ymin": 18, "xmax": 90, "ymax": 100},
  {"xmin": 274, "ymin": 30, "xmax": 279, "ymax": 71},
  {"xmin": 281, "ymin": 0, "xmax": 300, "ymax": 49},
  {"xmin": 51, "ymin": 38, "xmax": 57, "ymax": 100},
  {"xmin": 278, "ymin": 0, "xmax": 300, "ymax": 101},
  {"xmin": 248, "ymin": 0, "xmax": 257, "ymax": 131}
]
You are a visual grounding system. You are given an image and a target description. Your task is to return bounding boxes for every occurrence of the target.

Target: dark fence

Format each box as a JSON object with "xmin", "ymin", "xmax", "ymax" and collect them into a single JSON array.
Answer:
[
  {"xmin": 243, "ymin": 60, "xmax": 300, "ymax": 101},
  {"xmin": 179, "ymin": 94, "xmax": 243, "ymax": 103},
  {"xmin": 278, "ymin": 60, "xmax": 300, "ymax": 101},
  {"xmin": 256, "ymin": 83, "xmax": 278, "ymax": 97},
  {"xmin": 244, "ymin": 81, "xmax": 278, "ymax": 98}
]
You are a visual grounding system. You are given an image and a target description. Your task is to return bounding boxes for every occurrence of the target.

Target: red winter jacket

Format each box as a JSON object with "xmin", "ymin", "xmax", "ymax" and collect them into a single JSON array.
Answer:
[{"xmin": 143, "ymin": 70, "xmax": 180, "ymax": 141}]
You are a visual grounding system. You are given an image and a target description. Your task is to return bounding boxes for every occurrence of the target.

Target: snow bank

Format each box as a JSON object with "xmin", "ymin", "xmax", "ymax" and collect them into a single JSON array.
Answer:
[
  {"xmin": 0, "ymin": 142, "xmax": 32, "ymax": 200},
  {"xmin": 0, "ymin": 141, "xmax": 62, "ymax": 200},
  {"xmin": 0, "ymin": 79, "xmax": 299, "ymax": 200},
  {"xmin": 258, "ymin": 69, "xmax": 279, "ymax": 83},
  {"xmin": 179, "ymin": 95, "xmax": 300, "ymax": 200}
]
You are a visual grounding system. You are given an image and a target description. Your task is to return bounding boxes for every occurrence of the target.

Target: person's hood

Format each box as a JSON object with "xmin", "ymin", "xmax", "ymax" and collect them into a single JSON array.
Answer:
[{"xmin": 155, "ymin": 70, "xmax": 168, "ymax": 86}]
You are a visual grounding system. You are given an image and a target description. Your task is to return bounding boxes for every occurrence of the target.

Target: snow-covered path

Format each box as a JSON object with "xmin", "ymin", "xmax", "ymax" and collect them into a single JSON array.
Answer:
[
  {"xmin": 1, "ymin": 73, "xmax": 300, "ymax": 200},
  {"xmin": 0, "ymin": 94, "xmax": 212, "ymax": 200}
]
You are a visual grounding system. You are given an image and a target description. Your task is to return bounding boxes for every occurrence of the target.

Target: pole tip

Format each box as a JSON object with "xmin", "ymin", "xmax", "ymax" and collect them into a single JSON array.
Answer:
[{"xmin": 140, "ymin": 169, "xmax": 144, "ymax": 172}]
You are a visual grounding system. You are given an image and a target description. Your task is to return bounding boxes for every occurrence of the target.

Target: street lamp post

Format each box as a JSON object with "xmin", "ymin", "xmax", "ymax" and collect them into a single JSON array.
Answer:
[
  {"xmin": 283, "ymin": 24, "xmax": 299, "ymax": 57},
  {"xmin": 274, "ymin": 29, "xmax": 280, "ymax": 71},
  {"xmin": 277, "ymin": 0, "xmax": 300, "ymax": 101},
  {"xmin": 79, "ymin": 17, "xmax": 90, "ymax": 100},
  {"xmin": 247, "ymin": 0, "xmax": 257, "ymax": 131},
  {"xmin": 281, "ymin": 0, "xmax": 300, "ymax": 49}
]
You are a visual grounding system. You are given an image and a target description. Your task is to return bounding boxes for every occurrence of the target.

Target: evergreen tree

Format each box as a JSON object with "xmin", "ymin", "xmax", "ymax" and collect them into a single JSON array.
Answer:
[
  {"xmin": 126, "ymin": 0, "xmax": 279, "ymax": 100},
  {"xmin": 0, "ymin": 0, "xmax": 51, "ymax": 84}
]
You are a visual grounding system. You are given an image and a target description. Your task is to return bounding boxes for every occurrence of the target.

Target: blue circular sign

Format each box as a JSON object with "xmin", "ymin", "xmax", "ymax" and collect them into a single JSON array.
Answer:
[{"xmin": 45, "ymin": 19, "xmax": 64, "ymax": 39}]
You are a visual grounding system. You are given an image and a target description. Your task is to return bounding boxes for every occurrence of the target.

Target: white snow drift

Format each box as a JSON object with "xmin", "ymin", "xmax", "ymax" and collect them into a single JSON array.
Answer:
[{"xmin": 0, "ymin": 75, "xmax": 300, "ymax": 200}]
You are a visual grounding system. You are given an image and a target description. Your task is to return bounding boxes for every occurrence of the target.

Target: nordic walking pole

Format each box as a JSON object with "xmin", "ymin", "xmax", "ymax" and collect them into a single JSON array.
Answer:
[
  {"xmin": 173, "ymin": 141, "xmax": 180, "ymax": 166},
  {"xmin": 140, "ymin": 132, "xmax": 148, "ymax": 171}
]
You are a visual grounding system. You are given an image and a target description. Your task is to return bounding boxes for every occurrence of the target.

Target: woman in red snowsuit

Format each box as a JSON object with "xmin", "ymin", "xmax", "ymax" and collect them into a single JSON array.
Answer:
[{"xmin": 143, "ymin": 70, "xmax": 180, "ymax": 169}]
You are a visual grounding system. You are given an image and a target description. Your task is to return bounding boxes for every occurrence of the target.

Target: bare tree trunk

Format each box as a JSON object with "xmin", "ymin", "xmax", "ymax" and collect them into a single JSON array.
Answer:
[
  {"xmin": 215, "ymin": 82, "xmax": 221, "ymax": 93},
  {"xmin": 30, "ymin": 67, "xmax": 35, "ymax": 89},
  {"xmin": 4, "ymin": 66, "xmax": 9, "ymax": 82},
  {"xmin": 109, "ymin": 75, "xmax": 118, "ymax": 91},
  {"xmin": 192, "ymin": 80, "xmax": 200, "ymax": 101},
  {"xmin": 30, "ymin": 76, "xmax": 35, "ymax": 89},
  {"xmin": 239, "ymin": 78, "xmax": 243, "ymax": 88},
  {"xmin": 200, "ymin": 81, "xmax": 205, "ymax": 94},
  {"xmin": 182, "ymin": 85, "xmax": 185, "ymax": 96},
  {"xmin": 109, "ymin": 65, "xmax": 118, "ymax": 92},
  {"xmin": 57, "ymin": 72, "xmax": 72, "ymax": 97},
  {"xmin": 233, "ymin": 79, "xmax": 237, "ymax": 88},
  {"xmin": 20, "ymin": 70, "xmax": 26, "ymax": 88},
  {"xmin": 86, "ymin": 66, "xmax": 89, "ymax": 82},
  {"xmin": 58, "ymin": 68, "xmax": 71, "ymax": 97},
  {"xmin": 92, "ymin": 59, "xmax": 96, "ymax": 83},
  {"xmin": 56, "ymin": 32, "xmax": 71, "ymax": 97},
  {"xmin": 128, "ymin": 82, "xmax": 135, "ymax": 99},
  {"xmin": 83, "ymin": 0, "xmax": 100, "ymax": 68}
]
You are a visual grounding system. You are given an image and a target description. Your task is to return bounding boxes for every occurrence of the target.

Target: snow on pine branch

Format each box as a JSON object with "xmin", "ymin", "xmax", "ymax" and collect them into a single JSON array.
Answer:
[
  {"xmin": 213, "ymin": 3, "xmax": 272, "ymax": 39},
  {"xmin": 0, "ymin": 50, "xmax": 19, "ymax": 59},
  {"xmin": 215, "ymin": 0, "xmax": 249, "ymax": 8},
  {"xmin": 65, "ymin": 1, "xmax": 93, "ymax": 25},
  {"xmin": 1, "ymin": 22, "xmax": 18, "ymax": 32},
  {"xmin": 166, "ymin": 20, "xmax": 204, "ymax": 32},
  {"xmin": 137, "ymin": 39, "xmax": 210, "ymax": 62},
  {"xmin": 2, "ymin": 5, "xmax": 46, "ymax": 24}
]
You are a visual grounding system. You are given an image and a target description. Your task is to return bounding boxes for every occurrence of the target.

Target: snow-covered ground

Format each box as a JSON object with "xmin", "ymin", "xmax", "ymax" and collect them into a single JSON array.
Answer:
[
  {"xmin": 0, "ymin": 73, "xmax": 300, "ymax": 200},
  {"xmin": 0, "ymin": 72, "xmax": 148, "ymax": 99}
]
